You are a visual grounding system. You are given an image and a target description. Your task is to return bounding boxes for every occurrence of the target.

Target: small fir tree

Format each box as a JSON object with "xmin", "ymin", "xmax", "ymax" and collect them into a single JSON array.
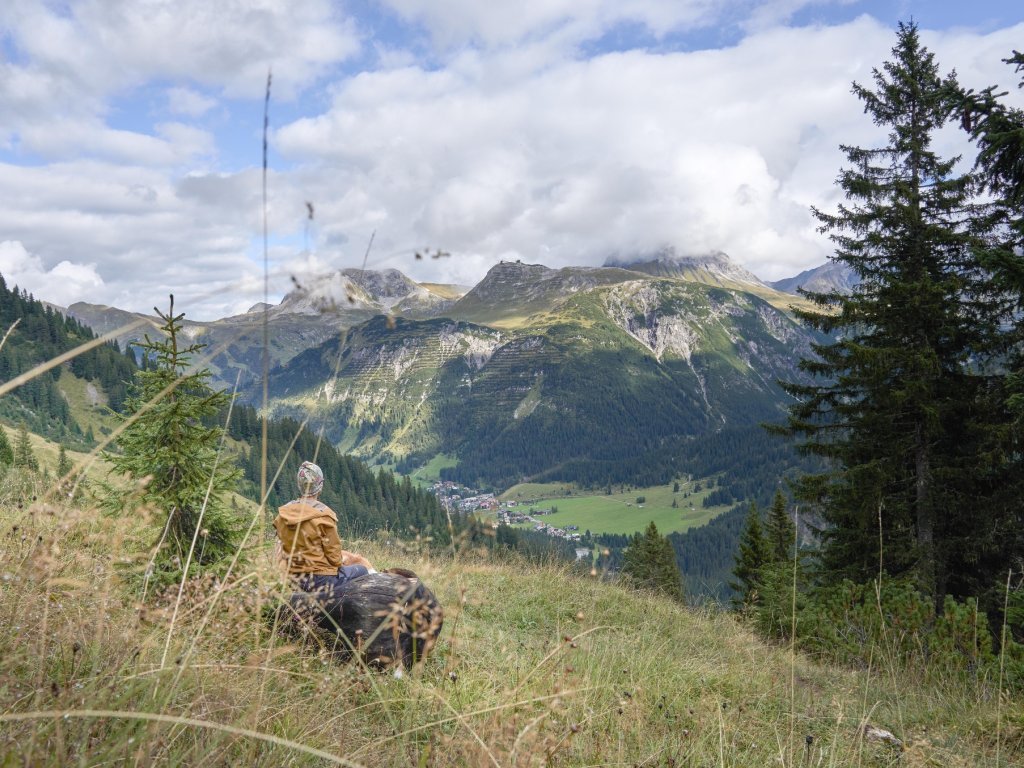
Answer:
[
  {"xmin": 730, "ymin": 501, "xmax": 769, "ymax": 608},
  {"xmin": 0, "ymin": 427, "xmax": 13, "ymax": 466},
  {"xmin": 13, "ymin": 423, "xmax": 38, "ymax": 471},
  {"xmin": 56, "ymin": 444, "xmax": 72, "ymax": 478},
  {"xmin": 55, "ymin": 443, "xmax": 75, "ymax": 499},
  {"xmin": 621, "ymin": 521, "xmax": 684, "ymax": 602},
  {"xmin": 103, "ymin": 296, "xmax": 240, "ymax": 584}
]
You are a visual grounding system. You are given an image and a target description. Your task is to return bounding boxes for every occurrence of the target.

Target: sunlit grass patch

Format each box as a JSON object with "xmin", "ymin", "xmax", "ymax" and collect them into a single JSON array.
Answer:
[{"xmin": 0, "ymin": 487, "xmax": 1019, "ymax": 767}]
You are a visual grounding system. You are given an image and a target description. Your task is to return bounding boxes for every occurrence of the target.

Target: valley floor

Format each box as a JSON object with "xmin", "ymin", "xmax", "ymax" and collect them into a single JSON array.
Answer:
[{"xmin": 0, "ymin": 473, "xmax": 1020, "ymax": 767}]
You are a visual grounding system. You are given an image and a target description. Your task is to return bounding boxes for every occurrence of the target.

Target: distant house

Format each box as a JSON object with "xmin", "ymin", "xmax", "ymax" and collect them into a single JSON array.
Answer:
[{"xmin": 574, "ymin": 548, "xmax": 590, "ymax": 561}]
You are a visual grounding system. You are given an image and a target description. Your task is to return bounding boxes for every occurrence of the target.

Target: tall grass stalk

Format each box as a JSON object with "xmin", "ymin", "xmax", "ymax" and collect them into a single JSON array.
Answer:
[
  {"xmin": 997, "ymin": 567, "xmax": 1012, "ymax": 767},
  {"xmin": 0, "ymin": 710, "xmax": 366, "ymax": 767},
  {"xmin": 260, "ymin": 67, "xmax": 272, "ymax": 546},
  {"xmin": 0, "ymin": 317, "xmax": 20, "ymax": 354},
  {"xmin": 788, "ymin": 505, "xmax": 798, "ymax": 767}
]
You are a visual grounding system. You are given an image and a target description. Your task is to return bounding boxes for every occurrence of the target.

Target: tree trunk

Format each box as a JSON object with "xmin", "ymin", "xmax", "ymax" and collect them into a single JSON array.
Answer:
[{"xmin": 914, "ymin": 423, "xmax": 938, "ymax": 609}]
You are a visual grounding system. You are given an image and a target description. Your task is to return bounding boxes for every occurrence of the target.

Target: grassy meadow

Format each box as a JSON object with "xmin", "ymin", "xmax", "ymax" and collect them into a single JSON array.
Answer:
[
  {"xmin": 409, "ymin": 453, "xmax": 459, "ymax": 485},
  {"xmin": 0, "ymin": 460, "xmax": 1019, "ymax": 767},
  {"xmin": 499, "ymin": 479, "xmax": 730, "ymax": 535}
]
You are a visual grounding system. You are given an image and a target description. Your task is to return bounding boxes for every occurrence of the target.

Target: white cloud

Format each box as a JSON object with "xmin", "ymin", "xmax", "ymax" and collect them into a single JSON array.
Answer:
[
  {"xmin": 0, "ymin": 161, "xmax": 275, "ymax": 318},
  {"xmin": 274, "ymin": 17, "xmax": 1024, "ymax": 286},
  {"xmin": 167, "ymin": 87, "xmax": 217, "ymax": 117},
  {"xmin": 0, "ymin": 0, "xmax": 361, "ymax": 164},
  {"xmin": 1, "ymin": 4, "xmax": 1023, "ymax": 319},
  {"xmin": 0, "ymin": 0, "xmax": 361, "ymax": 100},
  {"xmin": 0, "ymin": 240, "xmax": 105, "ymax": 307},
  {"xmin": 379, "ymin": 0, "xmax": 763, "ymax": 49},
  {"xmin": 275, "ymin": 18, "xmax": 876, "ymax": 281}
]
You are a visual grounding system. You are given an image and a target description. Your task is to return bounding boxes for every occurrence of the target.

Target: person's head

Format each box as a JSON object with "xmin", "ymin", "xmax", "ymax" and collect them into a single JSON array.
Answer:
[{"xmin": 297, "ymin": 461, "xmax": 324, "ymax": 497}]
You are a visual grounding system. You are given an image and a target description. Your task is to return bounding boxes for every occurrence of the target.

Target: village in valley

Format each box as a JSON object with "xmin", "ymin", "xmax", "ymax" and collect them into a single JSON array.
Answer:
[{"xmin": 429, "ymin": 480, "xmax": 587, "ymax": 546}]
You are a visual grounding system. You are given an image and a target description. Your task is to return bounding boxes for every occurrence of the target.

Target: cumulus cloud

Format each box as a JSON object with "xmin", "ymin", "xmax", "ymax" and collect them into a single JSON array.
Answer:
[
  {"xmin": 376, "ymin": 0, "xmax": 849, "ymax": 50},
  {"xmin": 0, "ymin": 240, "xmax": 105, "ymax": 307},
  {"xmin": 275, "ymin": 17, "xmax": 1024, "ymax": 285},
  {"xmin": 0, "ymin": 0, "xmax": 361, "ymax": 164},
  {"xmin": 0, "ymin": 0, "xmax": 360, "ymax": 100},
  {"xmin": 1, "ymin": 2, "xmax": 1022, "ymax": 319},
  {"xmin": 166, "ymin": 87, "xmax": 217, "ymax": 118},
  {"xmin": 0, "ymin": 160, "xmax": 278, "ymax": 318},
  {"xmin": 275, "ymin": 18, "xmax": 877, "ymax": 281}
]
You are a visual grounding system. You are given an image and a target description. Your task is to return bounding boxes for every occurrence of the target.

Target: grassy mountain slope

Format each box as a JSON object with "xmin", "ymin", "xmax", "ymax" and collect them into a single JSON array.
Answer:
[
  {"xmin": 1, "ymin": 481, "xmax": 1017, "ymax": 766},
  {"xmin": 446, "ymin": 261, "xmax": 649, "ymax": 327}
]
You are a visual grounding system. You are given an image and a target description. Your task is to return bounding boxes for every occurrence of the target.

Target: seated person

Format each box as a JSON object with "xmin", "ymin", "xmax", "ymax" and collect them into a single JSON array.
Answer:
[{"xmin": 274, "ymin": 461, "xmax": 375, "ymax": 592}]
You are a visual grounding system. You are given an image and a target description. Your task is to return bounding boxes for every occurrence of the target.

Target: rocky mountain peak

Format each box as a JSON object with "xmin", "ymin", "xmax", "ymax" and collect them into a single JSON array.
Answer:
[
  {"xmin": 342, "ymin": 268, "xmax": 420, "ymax": 301},
  {"xmin": 271, "ymin": 267, "xmax": 448, "ymax": 317},
  {"xmin": 769, "ymin": 262, "xmax": 859, "ymax": 295}
]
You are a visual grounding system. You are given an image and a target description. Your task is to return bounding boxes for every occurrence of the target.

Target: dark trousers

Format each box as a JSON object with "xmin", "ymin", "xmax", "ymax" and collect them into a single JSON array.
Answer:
[{"xmin": 297, "ymin": 565, "xmax": 370, "ymax": 594}]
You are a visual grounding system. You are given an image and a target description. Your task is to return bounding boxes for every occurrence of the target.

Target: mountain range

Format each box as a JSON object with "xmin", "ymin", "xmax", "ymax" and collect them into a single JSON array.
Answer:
[
  {"xmin": 63, "ymin": 252, "xmax": 833, "ymax": 493},
  {"xmin": 56, "ymin": 252, "xmax": 835, "ymax": 493}
]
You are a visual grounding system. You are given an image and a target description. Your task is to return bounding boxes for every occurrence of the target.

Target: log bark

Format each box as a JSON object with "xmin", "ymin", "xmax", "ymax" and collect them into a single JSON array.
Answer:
[{"xmin": 285, "ymin": 571, "xmax": 443, "ymax": 667}]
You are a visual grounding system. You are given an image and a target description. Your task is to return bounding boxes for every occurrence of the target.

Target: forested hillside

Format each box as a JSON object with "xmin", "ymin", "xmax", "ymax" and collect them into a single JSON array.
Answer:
[
  {"xmin": 218, "ymin": 403, "xmax": 454, "ymax": 543},
  {"xmin": 0, "ymin": 273, "xmax": 138, "ymax": 445},
  {"xmin": 263, "ymin": 278, "xmax": 824, "ymax": 498}
]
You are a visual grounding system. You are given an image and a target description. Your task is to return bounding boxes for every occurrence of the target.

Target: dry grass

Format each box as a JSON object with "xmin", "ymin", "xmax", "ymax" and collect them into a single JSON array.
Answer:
[{"xmin": 0, "ymin": 469, "xmax": 1020, "ymax": 767}]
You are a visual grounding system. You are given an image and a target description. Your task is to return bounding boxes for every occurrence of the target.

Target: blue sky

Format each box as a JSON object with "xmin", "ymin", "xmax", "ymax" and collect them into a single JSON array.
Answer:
[{"xmin": 0, "ymin": 0, "xmax": 1021, "ymax": 318}]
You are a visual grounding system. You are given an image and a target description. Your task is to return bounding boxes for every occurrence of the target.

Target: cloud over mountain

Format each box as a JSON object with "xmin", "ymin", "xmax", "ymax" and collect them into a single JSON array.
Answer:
[{"xmin": 0, "ymin": 1, "xmax": 1021, "ymax": 318}]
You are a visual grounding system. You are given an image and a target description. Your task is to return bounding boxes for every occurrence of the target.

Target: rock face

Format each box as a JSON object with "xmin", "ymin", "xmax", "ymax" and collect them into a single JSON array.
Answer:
[
  {"xmin": 276, "ymin": 268, "xmax": 458, "ymax": 318},
  {"xmin": 65, "ymin": 268, "xmax": 466, "ymax": 388},
  {"xmin": 65, "ymin": 255, "xmax": 829, "ymax": 489}
]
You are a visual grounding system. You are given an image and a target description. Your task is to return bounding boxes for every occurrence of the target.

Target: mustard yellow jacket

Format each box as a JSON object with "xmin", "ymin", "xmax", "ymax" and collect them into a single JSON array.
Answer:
[{"xmin": 273, "ymin": 497, "xmax": 343, "ymax": 575}]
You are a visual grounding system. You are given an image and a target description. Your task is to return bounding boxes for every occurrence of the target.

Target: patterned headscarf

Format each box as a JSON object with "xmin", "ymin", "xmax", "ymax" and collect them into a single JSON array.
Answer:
[{"xmin": 297, "ymin": 461, "xmax": 324, "ymax": 496}]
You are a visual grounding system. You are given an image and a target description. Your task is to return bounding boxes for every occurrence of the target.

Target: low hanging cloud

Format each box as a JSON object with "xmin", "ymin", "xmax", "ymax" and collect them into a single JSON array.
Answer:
[{"xmin": 275, "ymin": 16, "xmax": 1024, "ymax": 287}]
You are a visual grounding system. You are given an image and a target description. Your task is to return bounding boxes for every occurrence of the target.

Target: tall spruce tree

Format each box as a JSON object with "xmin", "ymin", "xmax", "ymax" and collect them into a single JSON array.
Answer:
[
  {"xmin": 958, "ymin": 50, "xmax": 1024, "ymax": 605},
  {"xmin": 765, "ymin": 490, "xmax": 796, "ymax": 564},
  {"xmin": 104, "ymin": 296, "xmax": 240, "ymax": 583},
  {"xmin": 730, "ymin": 501, "xmax": 769, "ymax": 607},
  {"xmin": 621, "ymin": 521, "xmax": 684, "ymax": 602},
  {"xmin": 776, "ymin": 23, "xmax": 1011, "ymax": 608}
]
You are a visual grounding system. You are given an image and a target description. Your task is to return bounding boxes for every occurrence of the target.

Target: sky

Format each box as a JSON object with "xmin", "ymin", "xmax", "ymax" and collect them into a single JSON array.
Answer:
[{"xmin": 0, "ymin": 1, "xmax": 1022, "ymax": 319}]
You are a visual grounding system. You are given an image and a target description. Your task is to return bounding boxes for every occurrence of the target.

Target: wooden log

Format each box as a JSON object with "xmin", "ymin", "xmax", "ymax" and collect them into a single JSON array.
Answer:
[{"xmin": 286, "ymin": 571, "xmax": 443, "ymax": 667}]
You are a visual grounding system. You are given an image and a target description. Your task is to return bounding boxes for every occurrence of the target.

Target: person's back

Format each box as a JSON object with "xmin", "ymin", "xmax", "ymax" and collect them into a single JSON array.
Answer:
[
  {"xmin": 274, "ymin": 496, "xmax": 341, "ymax": 575},
  {"xmin": 273, "ymin": 460, "xmax": 374, "ymax": 592}
]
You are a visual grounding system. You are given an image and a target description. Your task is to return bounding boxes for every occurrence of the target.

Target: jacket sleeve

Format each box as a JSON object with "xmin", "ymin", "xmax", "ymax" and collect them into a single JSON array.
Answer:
[{"xmin": 320, "ymin": 519, "xmax": 344, "ymax": 567}]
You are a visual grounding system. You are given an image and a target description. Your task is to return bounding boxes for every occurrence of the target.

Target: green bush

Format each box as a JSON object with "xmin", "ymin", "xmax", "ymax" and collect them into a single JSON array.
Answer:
[{"xmin": 795, "ymin": 579, "xmax": 996, "ymax": 678}]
